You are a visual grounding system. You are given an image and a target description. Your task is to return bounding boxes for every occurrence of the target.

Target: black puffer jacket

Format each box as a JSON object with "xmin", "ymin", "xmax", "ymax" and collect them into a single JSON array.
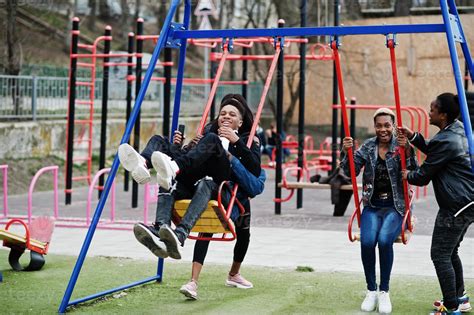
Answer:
[{"xmin": 408, "ymin": 120, "xmax": 474, "ymax": 214}]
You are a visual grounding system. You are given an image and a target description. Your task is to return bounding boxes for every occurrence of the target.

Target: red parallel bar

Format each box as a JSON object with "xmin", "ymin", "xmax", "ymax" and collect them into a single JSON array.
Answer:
[
  {"xmin": 171, "ymin": 78, "xmax": 249, "ymax": 85},
  {"xmin": 77, "ymin": 62, "xmax": 95, "ymax": 68},
  {"xmin": 75, "ymin": 82, "xmax": 93, "ymax": 87},
  {"xmin": 388, "ymin": 39, "xmax": 412, "ymax": 244},
  {"xmin": 74, "ymin": 119, "xmax": 91, "ymax": 124},
  {"xmin": 197, "ymin": 46, "xmax": 229, "ymax": 134},
  {"xmin": 210, "ymin": 52, "xmax": 332, "ymax": 61},
  {"xmin": 76, "ymin": 100, "xmax": 93, "ymax": 105},
  {"xmin": 72, "ymin": 176, "xmax": 90, "ymax": 181},
  {"xmin": 78, "ymin": 43, "xmax": 94, "ymax": 50},
  {"xmin": 331, "ymin": 41, "xmax": 362, "ymax": 241},
  {"xmin": 332, "ymin": 105, "xmax": 416, "ymax": 131}
]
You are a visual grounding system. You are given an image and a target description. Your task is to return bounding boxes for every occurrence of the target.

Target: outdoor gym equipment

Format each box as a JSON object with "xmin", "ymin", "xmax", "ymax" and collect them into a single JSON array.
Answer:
[{"xmin": 59, "ymin": 0, "xmax": 473, "ymax": 312}]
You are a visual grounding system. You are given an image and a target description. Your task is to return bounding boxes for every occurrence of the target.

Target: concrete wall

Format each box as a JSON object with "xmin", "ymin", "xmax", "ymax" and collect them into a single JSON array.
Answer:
[{"xmin": 0, "ymin": 117, "xmax": 204, "ymax": 160}]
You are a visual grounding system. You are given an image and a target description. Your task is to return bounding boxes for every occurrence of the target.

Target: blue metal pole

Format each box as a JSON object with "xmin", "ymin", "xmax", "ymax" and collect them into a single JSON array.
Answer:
[
  {"xmin": 58, "ymin": 1, "xmax": 182, "ymax": 313},
  {"xmin": 440, "ymin": 0, "xmax": 474, "ymax": 171},
  {"xmin": 156, "ymin": 257, "xmax": 164, "ymax": 282},
  {"xmin": 68, "ymin": 275, "xmax": 161, "ymax": 306},
  {"xmin": 171, "ymin": 0, "xmax": 192, "ymax": 135},
  {"xmin": 446, "ymin": 0, "xmax": 473, "ymax": 84},
  {"xmin": 172, "ymin": 24, "xmax": 446, "ymax": 39}
]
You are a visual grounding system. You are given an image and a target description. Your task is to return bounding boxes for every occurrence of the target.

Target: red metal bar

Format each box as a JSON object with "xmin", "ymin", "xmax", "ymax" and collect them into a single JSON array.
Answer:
[
  {"xmin": 387, "ymin": 39, "xmax": 412, "ymax": 243},
  {"xmin": 332, "ymin": 104, "xmax": 416, "ymax": 131},
  {"xmin": 331, "ymin": 41, "xmax": 362, "ymax": 242},
  {"xmin": 210, "ymin": 52, "xmax": 332, "ymax": 61}
]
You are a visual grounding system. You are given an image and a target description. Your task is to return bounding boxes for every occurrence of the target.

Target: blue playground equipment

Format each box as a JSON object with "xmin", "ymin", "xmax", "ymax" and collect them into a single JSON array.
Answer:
[{"xmin": 59, "ymin": 0, "xmax": 473, "ymax": 312}]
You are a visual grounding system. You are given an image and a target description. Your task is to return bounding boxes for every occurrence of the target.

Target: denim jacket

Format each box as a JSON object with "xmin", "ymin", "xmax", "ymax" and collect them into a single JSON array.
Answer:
[
  {"xmin": 226, "ymin": 157, "xmax": 266, "ymax": 221},
  {"xmin": 340, "ymin": 136, "xmax": 417, "ymax": 216}
]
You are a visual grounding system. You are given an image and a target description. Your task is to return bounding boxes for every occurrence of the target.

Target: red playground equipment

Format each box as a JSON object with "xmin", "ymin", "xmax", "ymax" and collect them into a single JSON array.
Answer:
[{"xmin": 0, "ymin": 217, "xmax": 54, "ymax": 271}]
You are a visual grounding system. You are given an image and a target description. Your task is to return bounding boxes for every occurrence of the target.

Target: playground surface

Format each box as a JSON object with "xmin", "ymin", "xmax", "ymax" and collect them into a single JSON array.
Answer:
[{"xmin": 3, "ymin": 169, "xmax": 473, "ymax": 279}]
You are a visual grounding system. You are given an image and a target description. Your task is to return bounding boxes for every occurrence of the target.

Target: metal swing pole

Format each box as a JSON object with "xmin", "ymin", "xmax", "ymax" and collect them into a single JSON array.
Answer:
[
  {"xmin": 387, "ymin": 36, "xmax": 413, "ymax": 244},
  {"xmin": 331, "ymin": 40, "xmax": 362, "ymax": 241},
  {"xmin": 58, "ymin": 1, "xmax": 182, "ymax": 312}
]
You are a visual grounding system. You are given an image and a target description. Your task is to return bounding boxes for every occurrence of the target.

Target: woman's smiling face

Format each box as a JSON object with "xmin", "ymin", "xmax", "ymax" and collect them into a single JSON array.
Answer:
[
  {"xmin": 218, "ymin": 105, "xmax": 243, "ymax": 130},
  {"xmin": 374, "ymin": 114, "xmax": 394, "ymax": 144}
]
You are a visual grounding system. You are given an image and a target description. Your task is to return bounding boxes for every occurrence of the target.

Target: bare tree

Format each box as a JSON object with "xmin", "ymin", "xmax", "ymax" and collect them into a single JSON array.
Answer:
[
  {"xmin": 87, "ymin": 0, "xmax": 97, "ymax": 31},
  {"xmin": 345, "ymin": 0, "xmax": 363, "ymax": 20},
  {"xmin": 394, "ymin": 0, "xmax": 412, "ymax": 16},
  {"xmin": 5, "ymin": 0, "xmax": 21, "ymax": 115}
]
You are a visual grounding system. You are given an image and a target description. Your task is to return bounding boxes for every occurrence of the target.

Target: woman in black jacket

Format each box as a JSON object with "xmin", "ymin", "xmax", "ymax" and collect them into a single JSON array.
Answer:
[{"xmin": 400, "ymin": 93, "xmax": 474, "ymax": 314}]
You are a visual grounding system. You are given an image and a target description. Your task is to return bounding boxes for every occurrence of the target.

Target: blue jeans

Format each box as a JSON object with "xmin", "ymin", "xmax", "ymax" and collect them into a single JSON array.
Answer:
[{"xmin": 360, "ymin": 198, "xmax": 402, "ymax": 292}]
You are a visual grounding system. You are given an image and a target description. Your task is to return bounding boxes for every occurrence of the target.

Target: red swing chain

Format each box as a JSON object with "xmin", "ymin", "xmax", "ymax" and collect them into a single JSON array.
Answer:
[
  {"xmin": 223, "ymin": 41, "xmax": 282, "ymax": 220},
  {"xmin": 387, "ymin": 36, "xmax": 413, "ymax": 244},
  {"xmin": 330, "ymin": 40, "xmax": 362, "ymax": 242}
]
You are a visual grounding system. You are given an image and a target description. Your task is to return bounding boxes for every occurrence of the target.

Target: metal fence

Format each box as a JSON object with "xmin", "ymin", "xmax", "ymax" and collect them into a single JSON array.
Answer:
[{"xmin": 0, "ymin": 75, "xmax": 269, "ymax": 121}]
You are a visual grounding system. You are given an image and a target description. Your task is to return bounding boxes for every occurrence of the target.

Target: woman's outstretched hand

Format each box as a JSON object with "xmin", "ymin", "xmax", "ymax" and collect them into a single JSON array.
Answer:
[
  {"xmin": 397, "ymin": 126, "xmax": 414, "ymax": 139},
  {"xmin": 342, "ymin": 137, "xmax": 354, "ymax": 153}
]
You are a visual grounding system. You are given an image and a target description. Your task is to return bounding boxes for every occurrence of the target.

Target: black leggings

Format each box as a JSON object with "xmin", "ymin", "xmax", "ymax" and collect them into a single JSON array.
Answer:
[{"xmin": 193, "ymin": 212, "xmax": 251, "ymax": 265}]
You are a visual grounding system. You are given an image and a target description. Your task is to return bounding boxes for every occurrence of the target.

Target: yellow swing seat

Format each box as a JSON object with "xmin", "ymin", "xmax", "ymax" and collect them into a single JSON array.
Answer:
[{"xmin": 173, "ymin": 200, "xmax": 235, "ymax": 237}]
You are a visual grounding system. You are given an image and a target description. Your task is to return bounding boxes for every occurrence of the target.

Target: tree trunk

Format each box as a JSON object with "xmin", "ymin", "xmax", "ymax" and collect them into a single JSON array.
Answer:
[
  {"xmin": 119, "ymin": 0, "xmax": 130, "ymax": 46},
  {"xmin": 88, "ymin": 0, "xmax": 97, "ymax": 31},
  {"xmin": 394, "ymin": 0, "xmax": 411, "ymax": 16},
  {"xmin": 345, "ymin": 0, "xmax": 362, "ymax": 20},
  {"xmin": 6, "ymin": 0, "xmax": 21, "ymax": 116}
]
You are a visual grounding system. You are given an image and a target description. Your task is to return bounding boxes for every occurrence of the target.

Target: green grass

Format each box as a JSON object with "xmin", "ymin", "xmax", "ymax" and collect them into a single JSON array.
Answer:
[{"xmin": 0, "ymin": 250, "xmax": 470, "ymax": 314}]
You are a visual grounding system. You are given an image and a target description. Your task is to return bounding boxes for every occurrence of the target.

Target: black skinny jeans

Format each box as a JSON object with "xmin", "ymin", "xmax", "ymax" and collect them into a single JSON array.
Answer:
[
  {"xmin": 431, "ymin": 207, "xmax": 474, "ymax": 309},
  {"xmin": 174, "ymin": 133, "xmax": 231, "ymax": 184},
  {"xmin": 193, "ymin": 208, "xmax": 251, "ymax": 265}
]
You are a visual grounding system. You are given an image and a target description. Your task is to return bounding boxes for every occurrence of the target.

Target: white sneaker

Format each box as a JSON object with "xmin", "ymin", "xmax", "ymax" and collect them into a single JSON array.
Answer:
[
  {"xmin": 361, "ymin": 290, "xmax": 378, "ymax": 312},
  {"xmin": 378, "ymin": 291, "xmax": 392, "ymax": 314},
  {"xmin": 118, "ymin": 144, "xmax": 151, "ymax": 184},
  {"xmin": 151, "ymin": 151, "xmax": 179, "ymax": 191}
]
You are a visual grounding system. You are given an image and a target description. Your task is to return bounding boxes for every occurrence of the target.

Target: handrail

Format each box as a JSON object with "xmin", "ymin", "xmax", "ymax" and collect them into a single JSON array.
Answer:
[
  {"xmin": 86, "ymin": 168, "xmax": 115, "ymax": 226},
  {"xmin": 27, "ymin": 166, "xmax": 59, "ymax": 224}
]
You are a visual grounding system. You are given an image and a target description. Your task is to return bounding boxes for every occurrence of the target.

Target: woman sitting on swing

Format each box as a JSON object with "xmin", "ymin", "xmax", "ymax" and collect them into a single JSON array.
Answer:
[
  {"xmin": 340, "ymin": 108, "xmax": 417, "ymax": 314},
  {"xmin": 118, "ymin": 94, "xmax": 262, "ymax": 259}
]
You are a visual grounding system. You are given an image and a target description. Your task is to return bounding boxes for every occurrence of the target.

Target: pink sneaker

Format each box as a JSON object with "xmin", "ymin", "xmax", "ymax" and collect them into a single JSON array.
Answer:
[
  {"xmin": 225, "ymin": 273, "xmax": 253, "ymax": 289},
  {"xmin": 179, "ymin": 280, "xmax": 198, "ymax": 300}
]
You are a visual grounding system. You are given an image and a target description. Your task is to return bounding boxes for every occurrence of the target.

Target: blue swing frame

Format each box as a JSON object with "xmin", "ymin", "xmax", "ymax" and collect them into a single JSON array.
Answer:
[{"xmin": 59, "ymin": 0, "xmax": 473, "ymax": 312}]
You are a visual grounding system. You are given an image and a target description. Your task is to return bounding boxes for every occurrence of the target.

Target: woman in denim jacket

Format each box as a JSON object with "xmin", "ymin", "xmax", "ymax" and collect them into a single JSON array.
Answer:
[{"xmin": 340, "ymin": 108, "xmax": 417, "ymax": 314}]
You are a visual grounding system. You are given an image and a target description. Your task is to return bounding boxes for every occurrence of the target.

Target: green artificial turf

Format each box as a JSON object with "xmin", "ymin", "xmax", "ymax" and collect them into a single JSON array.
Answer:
[{"xmin": 0, "ymin": 250, "xmax": 470, "ymax": 314}]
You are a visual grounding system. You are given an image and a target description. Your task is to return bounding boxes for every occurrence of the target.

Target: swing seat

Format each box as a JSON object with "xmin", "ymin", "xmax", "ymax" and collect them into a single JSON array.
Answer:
[
  {"xmin": 173, "ymin": 200, "xmax": 235, "ymax": 238},
  {"xmin": 0, "ymin": 217, "xmax": 54, "ymax": 271},
  {"xmin": 352, "ymin": 215, "xmax": 416, "ymax": 244}
]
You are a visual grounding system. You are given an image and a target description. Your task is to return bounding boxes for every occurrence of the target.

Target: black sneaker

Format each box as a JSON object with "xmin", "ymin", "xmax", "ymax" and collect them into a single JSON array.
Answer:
[
  {"xmin": 158, "ymin": 224, "xmax": 182, "ymax": 260},
  {"xmin": 133, "ymin": 223, "xmax": 169, "ymax": 258}
]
